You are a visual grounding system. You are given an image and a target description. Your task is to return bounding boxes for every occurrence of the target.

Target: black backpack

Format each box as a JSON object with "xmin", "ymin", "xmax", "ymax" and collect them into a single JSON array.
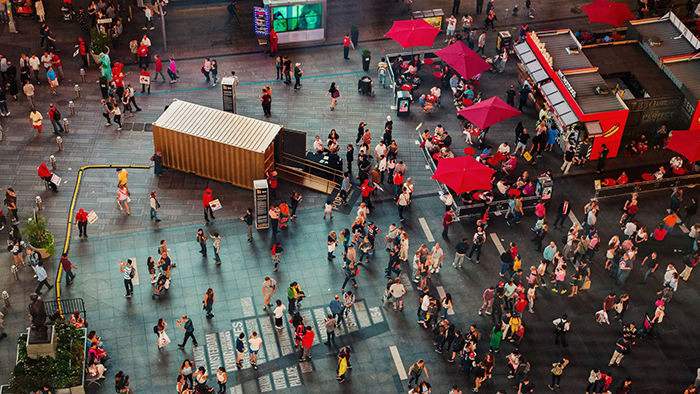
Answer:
[
  {"xmin": 53, "ymin": 108, "xmax": 61, "ymax": 120},
  {"xmin": 153, "ymin": 325, "xmax": 159, "ymax": 335}
]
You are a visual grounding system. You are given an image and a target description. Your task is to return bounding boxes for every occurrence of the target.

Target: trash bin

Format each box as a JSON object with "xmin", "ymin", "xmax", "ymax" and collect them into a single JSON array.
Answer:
[
  {"xmin": 396, "ymin": 90, "xmax": 410, "ymax": 117},
  {"xmin": 497, "ymin": 31, "xmax": 512, "ymax": 52},
  {"xmin": 358, "ymin": 76, "xmax": 373, "ymax": 96}
]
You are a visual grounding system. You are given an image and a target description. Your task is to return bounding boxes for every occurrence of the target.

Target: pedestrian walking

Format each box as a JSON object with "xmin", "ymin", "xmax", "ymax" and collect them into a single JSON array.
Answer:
[
  {"xmin": 202, "ymin": 188, "xmax": 215, "ymax": 223},
  {"xmin": 299, "ymin": 326, "xmax": 314, "ymax": 361},
  {"xmin": 60, "ymin": 253, "xmax": 77, "ymax": 285},
  {"xmin": 149, "ymin": 191, "xmax": 161, "ymax": 222},
  {"xmin": 215, "ymin": 367, "xmax": 227, "ymax": 394},
  {"xmin": 468, "ymin": 227, "xmax": 485, "ymax": 263},
  {"xmin": 144, "ymin": 5, "xmax": 155, "ymax": 29},
  {"xmin": 323, "ymin": 313, "xmax": 336, "ymax": 344},
  {"xmin": 553, "ymin": 314, "xmax": 570, "ymax": 347},
  {"xmin": 553, "ymin": 199, "xmax": 570, "ymax": 228},
  {"xmin": 203, "ymin": 288, "xmax": 215, "ymax": 318},
  {"xmin": 271, "ymin": 242, "xmax": 283, "ymax": 271},
  {"xmin": 608, "ymin": 336, "xmax": 629, "ymax": 366},
  {"xmin": 325, "ymin": 82, "xmax": 339, "ymax": 110},
  {"xmin": 202, "ymin": 58, "xmax": 211, "ymax": 83},
  {"xmin": 549, "ymin": 358, "xmax": 569, "ymax": 390},
  {"xmin": 46, "ymin": 65, "xmax": 58, "ymax": 95},
  {"xmin": 323, "ymin": 199, "xmax": 334, "ymax": 219},
  {"xmin": 248, "ymin": 332, "xmax": 262, "ymax": 369},
  {"xmin": 47, "ymin": 103, "xmax": 63, "ymax": 134},
  {"xmin": 596, "ymin": 144, "xmax": 609, "ymax": 173},
  {"xmin": 336, "ymin": 347, "xmax": 351, "ymax": 383},
  {"xmin": 23, "ymin": 80, "xmax": 35, "ymax": 109},
  {"xmin": 240, "ymin": 208, "xmax": 253, "ymax": 242},
  {"xmin": 235, "ymin": 333, "xmax": 246, "ymax": 369},
  {"xmin": 273, "ymin": 300, "xmax": 286, "ymax": 329},
  {"xmin": 154, "ymin": 318, "xmax": 170, "ymax": 349},
  {"xmin": 167, "ymin": 57, "xmax": 178, "ymax": 83},
  {"xmin": 196, "ymin": 229, "xmax": 208, "ymax": 256},
  {"xmin": 118, "ymin": 259, "xmax": 134, "ymax": 298},
  {"xmin": 442, "ymin": 209, "xmax": 455, "ymax": 239},
  {"xmin": 343, "ymin": 34, "xmax": 353, "ymax": 59},
  {"xmin": 176, "ymin": 315, "xmax": 199, "ymax": 348},
  {"xmin": 75, "ymin": 208, "xmax": 89, "ymax": 237},
  {"xmin": 262, "ymin": 277, "xmax": 277, "ymax": 310},
  {"xmin": 37, "ymin": 162, "xmax": 58, "ymax": 192},
  {"xmin": 407, "ymin": 360, "xmax": 428, "ymax": 389},
  {"xmin": 113, "ymin": 104, "xmax": 123, "ymax": 131},
  {"xmin": 29, "ymin": 108, "xmax": 43, "ymax": 137},
  {"xmin": 260, "ymin": 86, "xmax": 271, "ymax": 117},
  {"xmin": 266, "ymin": 170, "xmax": 278, "ymax": 199},
  {"xmin": 389, "ymin": 277, "xmax": 405, "ymax": 310},
  {"xmin": 293, "ymin": 63, "xmax": 303, "ymax": 90},
  {"xmin": 209, "ymin": 232, "xmax": 222, "ymax": 264},
  {"xmin": 282, "ymin": 56, "xmax": 292, "ymax": 84},
  {"xmin": 561, "ymin": 147, "xmax": 575, "ymax": 174}
]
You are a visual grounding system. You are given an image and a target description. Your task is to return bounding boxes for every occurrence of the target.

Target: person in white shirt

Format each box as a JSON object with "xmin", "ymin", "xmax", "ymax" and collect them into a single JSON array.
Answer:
[
  {"xmin": 446, "ymin": 15, "xmax": 457, "ymax": 41},
  {"xmin": 670, "ymin": 156, "xmax": 683, "ymax": 170},
  {"xmin": 141, "ymin": 34, "xmax": 152, "ymax": 47},
  {"xmin": 28, "ymin": 55, "xmax": 41, "ymax": 83},
  {"xmin": 496, "ymin": 179, "xmax": 508, "ymax": 196},
  {"xmin": 388, "ymin": 277, "xmax": 406, "ymax": 310},
  {"xmin": 430, "ymin": 85, "xmax": 441, "ymax": 107},
  {"xmin": 430, "ymin": 243, "xmax": 444, "ymax": 273},
  {"xmin": 498, "ymin": 142, "xmax": 511, "ymax": 154},
  {"xmin": 40, "ymin": 52, "xmax": 52, "ymax": 72},
  {"xmin": 248, "ymin": 332, "xmax": 263, "ymax": 368},
  {"xmin": 313, "ymin": 136, "xmax": 324, "ymax": 153},
  {"xmin": 375, "ymin": 141, "xmax": 386, "ymax": 161},
  {"xmin": 273, "ymin": 299, "xmax": 286, "ymax": 329}
]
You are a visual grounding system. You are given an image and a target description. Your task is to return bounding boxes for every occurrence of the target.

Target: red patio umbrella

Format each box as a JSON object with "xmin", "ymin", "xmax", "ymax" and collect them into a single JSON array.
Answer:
[
  {"xmin": 434, "ymin": 41, "xmax": 491, "ymax": 80},
  {"xmin": 431, "ymin": 155, "xmax": 495, "ymax": 194},
  {"xmin": 580, "ymin": 0, "xmax": 636, "ymax": 27},
  {"xmin": 665, "ymin": 129, "xmax": 700, "ymax": 162},
  {"xmin": 385, "ymin": 19, "xmax": 441, "ymax": 49},
  {"xmin": 457, "ymin": 96, "xmax": 521, "ymax": 129}
]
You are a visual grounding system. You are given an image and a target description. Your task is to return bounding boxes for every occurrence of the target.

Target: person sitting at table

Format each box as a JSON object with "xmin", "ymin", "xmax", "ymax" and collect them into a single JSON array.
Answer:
[
  {"xmin": 670, "ymin": 156, "xmax": 684, "ymax": 171},
  {"xmin": 522, "ymin": 181, "xmax": 535, "ymax": 196},
  {"xmin": 404, "ymin": 63, "xmax": 418, "ymax": 76},
  {"xmin": 654, "ymin": 166, "xmax": 666, "ymax": 179},
  {"xmin": 496, "ymin": 179, "xmax": 508, "ymax": 197},
  {"xmin": 624, "ymin": 140, "xmax": 639, "ymax": 158},
  {"xmin": 328, "ymin": 129, "xmax": 340, "ymax": 145},
  {"xmin": 473, "ymin": 91, "xmax": 483, "ymax": 104},
  {"xmin": 441, "ymin": 131, "xmax": 453, "ymax": 149},
  {"xmin": 464, "ymin": 85, "xmax": 475, "ymax": 101},
  {"xmin": 498, "ymin": 142, "xmax": 511, "ymax": 155},
  {"xmin": 421, "ymin": 129, "xmax": 432, "ymax": 143},
  {"xmin": 461, "ymin": 191, "xmax": 475, "ymax": 205},
  {"xmin": 515, "ymin": 171, "xmax": 530, "ymax": 189},
  {"xmin": 617, "ymin": 172, "xmax": 629, "ymax": 185},
  {"xmin": 434, "ymin": 124, "xmax": 445, "ymax": 137},
  {"xmin": 502, "ymin": 154, "xmax": 517, "ymax": 175},
  {"xmin": 463, "ymin": 123, "xmax": 481, "ymax": 145},
  {"xmin": 450, "ymin": 74, "xmax": 460, "ymax": 95},
  {"xmin": 395, "ymin": 74, "xmax": 407, "ymax": 88},
  {"xmin": 478, "ymin": 146, "xmax": 493, "ymax": 163},
  {"xmin": 636, "ymin": 135, "xmax": 649, "ymax": 156},
  {"xmin": 410, "ymin": 75, "xmax": 421, "ymax": 89},
  {"xmin": 430, "ymin": 85, "xmax": 442, "ymax": 107},
  {"xmin": 313, "ymin": 136, "xmax": 325, "ymax": 153},
  {"xmin": 438, "ymin": 147, "xmax": 454, "ymax": 159},
  {"xmin": 391, "ymin": 55, "xmax": 404, "ymax": 76},
  {"xmin": 421, "ymin": 96, "xmax": 434, "ymax": 114},
  {"xmin": 328, "ymin": 140, "xmax": 339, "ymax": 154}
]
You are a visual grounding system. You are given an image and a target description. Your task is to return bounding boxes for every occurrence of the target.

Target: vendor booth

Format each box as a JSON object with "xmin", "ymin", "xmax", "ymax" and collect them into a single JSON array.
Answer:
[
  {"xmin": 514, "ymin": 29, "xmax": 630, "ymax": 159},
  {"xmin": 152, "ymin": 100, "xmax": 281, "ymax": 190},
  {"xmin": 628, "ymin": 12, "xmax": 700, "ymax": 131},
  {"xmin": 263, "ymin": 0, "xmax": 327, "ymax": 46}
]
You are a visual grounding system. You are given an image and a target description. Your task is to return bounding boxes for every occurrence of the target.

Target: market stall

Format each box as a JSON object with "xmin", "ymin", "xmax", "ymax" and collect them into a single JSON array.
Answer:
[
  {"xmin": 514, "ymin": 29, "xmax": 629, "ymax": 159},
  {"xmin": 152, "ymin": 100, "xmax": 281, "ymax": 190}
]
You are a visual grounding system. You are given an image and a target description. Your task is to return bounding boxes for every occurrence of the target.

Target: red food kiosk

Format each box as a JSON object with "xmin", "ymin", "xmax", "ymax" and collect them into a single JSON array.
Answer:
[{"xmin": 514, "ymin": 30, "xmax": 630, "ymax": 159}]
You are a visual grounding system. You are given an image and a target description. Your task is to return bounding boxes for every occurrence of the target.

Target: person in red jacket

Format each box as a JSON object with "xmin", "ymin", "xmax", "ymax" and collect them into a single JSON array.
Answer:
[
  {"xmin": 38, "ymin": 162, "xmax": 58, "ymax": 192},
  {"xmin": 360, "ymin": 179, "xmax": 376, "ymax": 210},
  {"xmin": 270, "ymin": 29, "xmax": 278, "ymax": 56},
  {"xmin": 75, "ymin": 208, "xmax": 89, "ymax": 237},
  {"xmin": 266, "ymin": 170, "xmax": 278, "ymax": 199},
  {"xmin": 78, "ymin": 38, "xmax": 88, "ymax": 68},
  {"xmin": 47, "ymin": 103, "xmax": 64, "ymax": 134},
  {"xmin": 299, "ymin": 326, "xmax": 314, "ymax": 361},
  {"xmin": 203, "ymin": 188, "xmax": 215, "ymax": 223},
  {"xmin": 137, "ymin": 44, "xmax": 150, "ymax": 69}
]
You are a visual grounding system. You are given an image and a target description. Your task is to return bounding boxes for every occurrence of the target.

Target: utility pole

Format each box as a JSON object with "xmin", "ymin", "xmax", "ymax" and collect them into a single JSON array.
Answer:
[{"xmin": 158, "ymin": 1, "xmax": 167, "ymax": 52}]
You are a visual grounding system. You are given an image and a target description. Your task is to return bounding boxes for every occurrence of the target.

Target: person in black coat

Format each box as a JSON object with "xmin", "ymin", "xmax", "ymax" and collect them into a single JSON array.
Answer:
[
  {"xmin": 6, "ymin": 62, "xmax": 18, "ymax": 99},
  {"xmin": 346, "ymin": 145, "xmax": 354, "ymax": 173},
  {"xmin": 553, "ymin": 199, "xmax": 571, "ymax": 229}
]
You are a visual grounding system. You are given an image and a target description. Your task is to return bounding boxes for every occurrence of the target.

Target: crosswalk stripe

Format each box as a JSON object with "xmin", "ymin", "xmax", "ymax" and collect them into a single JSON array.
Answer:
[
  {"xmin": 418, "ymin": 217, "xmax": 435, "ymax": 242},
  {"xmin": 258, "ymin": 375, "xmax": 273, "ymax": 392},
  {"xmin": 258, "ymin": 316, "xmax": 280, "ymax": 360},
  {"xmin": 241, "ymin": 297, "xmax": 255, "ymax": 317},
  {"xmin": 272, "ymin": 370, "xmax": 287, "ymax": 389},
  {"xmin": 193, "ymin": 340, "xmax": 207, "ymax": 371},
  {"xmin": 205, "ymin": 333, "xmax": 222, "ymax": 371},
  {"xmin": 313, "ymin": 308, "xmax": 328, "ymax": 343},
  {"xmin": 490, "ymin": 233, "xmax": 506, "ymax": 254},
  {"xmin": 229, "ymin": 385, "xmax": 243, "ymax": 394},
  {"xmin": 218, "ymin": 332, "xmax": 237, "ymax": 371},
  {"xmin": 345, "ymin": 308, "xmax": 359, "ymax": 333},
  {"xmin": 680, "ymin": 223, "xmax": 690, "ymax": 234},
  {"xmin": 353, "ymin": 302, "xmax": 372, "ymax": 327},
  {"xmin": 276, "ymin": 321, "xmax": 295, "ymax": 356},
  {"xmin": 368, "ymin": 306, "xmax": 384, "ymax": 323},
  {"xmin": 435, "ymin": 286, "xmax": 454, "ymax": 315},
  {"xmin": 390, "ymin": 345, "xmax": 408, "ymax": 380},
  {"xmin": 286, "ymin": 365, "xmax": 302, "ymax": 387},
  {"xmin": 568, "ymin": 211, "xmax": 580, "ymax": 226}
]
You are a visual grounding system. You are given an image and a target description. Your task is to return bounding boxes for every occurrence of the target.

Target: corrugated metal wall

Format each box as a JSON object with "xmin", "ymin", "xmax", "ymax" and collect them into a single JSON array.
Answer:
[{"xmin": 153, "ymin": 124, "xmax": 265, "ymax": 190}]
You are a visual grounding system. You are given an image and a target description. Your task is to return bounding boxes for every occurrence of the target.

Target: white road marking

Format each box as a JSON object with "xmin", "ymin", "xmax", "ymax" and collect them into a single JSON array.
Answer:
[
  {"xmin": 568, "ymin": 211, "xmax": 580, "ymax": 226},
  {"xmin": 490, "ymin": 233, "xmax": 506, "ymax": 254},
  {"xmin": 418, "ymin": 217, "xmax": 435, "ymax": 242},
  {"xmin": 435, "ymin": 286, "xmax": 454, "ymax": 315},
  {"xmin": 241, "ymin": 297, "xmax": 255, "ymax": 317},
  {"xmin": 390, "ymin": 346, "xmax": 408, "ymax": 380},
  {"xmin": 680, "ymin": 223, "xmax": 690, "ymax": 234},
  {"xmin": 229, "ymin": 385, "xmax": 243, "ymax": 394}
]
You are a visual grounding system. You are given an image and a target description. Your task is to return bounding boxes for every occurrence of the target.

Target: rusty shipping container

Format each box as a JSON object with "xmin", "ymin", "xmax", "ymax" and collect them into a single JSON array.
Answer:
[{"xmin": 152, "ymin": 100, "xmax": 282, "ymax": 190}]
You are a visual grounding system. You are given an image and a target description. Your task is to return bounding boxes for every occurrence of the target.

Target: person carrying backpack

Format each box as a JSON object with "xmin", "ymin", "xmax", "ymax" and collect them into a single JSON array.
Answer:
[
  {"xmin": 271, "ymin": 242, "xmax": 283, "ymax": 272},
  {"xmin": 553, "ymin": 314, "xmax": 570, "ymax": 347},
  {"xmin": 468, "ymin": 227, "xmax": 486, "ymax": 263},
  {"xmin": 47, "ymin": 103, "xmax": 63, "ymax": 134}
]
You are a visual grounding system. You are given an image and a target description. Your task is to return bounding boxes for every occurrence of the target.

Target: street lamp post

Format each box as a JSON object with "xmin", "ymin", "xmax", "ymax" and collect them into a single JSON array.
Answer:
[
  {"xmin": 7, "ymin": 3, "xmax": 18, "ymax": 33},
  {"xmin": 157, "ymin": 1, "xmax": 167, "ymax": 52}
]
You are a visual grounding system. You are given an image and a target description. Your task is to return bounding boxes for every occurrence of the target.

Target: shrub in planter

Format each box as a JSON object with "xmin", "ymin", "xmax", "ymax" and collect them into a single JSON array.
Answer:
[
  {"xmin": 89, "ymin": 27, "xmax": 110, "ymax": 55},
  {"xmin": 350, "ymin": 25, "xmax": 359, "ymax": 47},
  {"xmin": 8, "ymin": 323, "xmax": 85, "ymax": 393},
  {"xmin": 361, "ymin": 49, "xmax": 372, "ymax": 72},
  {"xmin": 23, "ymin": 215, "xmax": 55, "ymax": 257}
]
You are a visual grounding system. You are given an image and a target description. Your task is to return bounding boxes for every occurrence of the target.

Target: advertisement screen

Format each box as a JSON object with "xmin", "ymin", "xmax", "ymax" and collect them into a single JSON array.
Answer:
[{"xmin": 272, "ymin": 3, "xmax": 322, "ymax": 32}]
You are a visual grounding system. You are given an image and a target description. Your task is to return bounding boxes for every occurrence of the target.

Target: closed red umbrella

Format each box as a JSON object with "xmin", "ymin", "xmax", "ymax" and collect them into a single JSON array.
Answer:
[
  {"xmin": 457, "ymin": 96, "xmax": 521, "ymax": 129},
  {"xmin": 431, "ymin": 155, "xmax": 495, "ymax": 194},
  {"xmin": 580, "ymin": 0, "xmax": 636, "ymax": 27},
  {"xmin": 434, "ymin": 41, "xmax": 491, "ymax": 80},
  {"xmin": 665, "ymin": 129, "xmax": 700, "ymax": 162},
  {"xmin": 385, "ymin": 19, "xmax": 441, "ymax": 49}
]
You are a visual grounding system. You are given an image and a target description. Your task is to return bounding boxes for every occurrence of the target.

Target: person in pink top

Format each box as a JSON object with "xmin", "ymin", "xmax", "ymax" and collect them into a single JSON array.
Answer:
[
  {"xmin": 167, "ymin": 57, "xmax": 178, "ymax": 83},
  {"xmin": 553, "ymin": 263, "xmax": 567, "ymax": 294},
  {"xmin": 153, "ymin": 54, "xmax": 165, "ymax": 81}
]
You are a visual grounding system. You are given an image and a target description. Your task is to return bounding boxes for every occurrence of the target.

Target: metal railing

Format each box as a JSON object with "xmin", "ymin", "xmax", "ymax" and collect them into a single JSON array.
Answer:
[
  {"xmin": 44, "ymin": 298, "xmax": 86, "ymax": 320},
  {"xmin": 279, "ymin": 153, "xmax": 344, "ymax": 185},
  {"xmin": 593, "ymin": 173, "xmax": 700, "ymax": 200}
]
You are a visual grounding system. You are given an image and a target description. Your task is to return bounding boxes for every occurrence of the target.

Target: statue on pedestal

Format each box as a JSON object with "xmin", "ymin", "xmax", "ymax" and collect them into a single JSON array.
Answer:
[{"xmin": 29, "ymin": 294, "xmax": 48, "ymax": 341}]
